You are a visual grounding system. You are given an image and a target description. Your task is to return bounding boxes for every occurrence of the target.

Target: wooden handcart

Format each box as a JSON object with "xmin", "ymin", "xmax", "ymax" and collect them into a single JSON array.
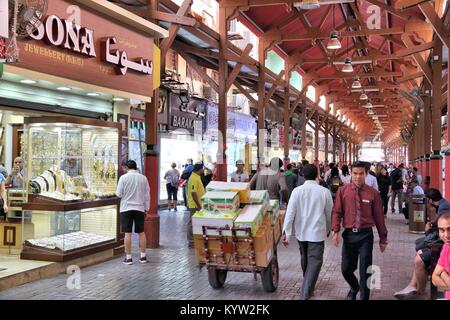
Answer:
[{"xmin": 195, "ymin": 214, "xmax": 283, "ymax": 293}]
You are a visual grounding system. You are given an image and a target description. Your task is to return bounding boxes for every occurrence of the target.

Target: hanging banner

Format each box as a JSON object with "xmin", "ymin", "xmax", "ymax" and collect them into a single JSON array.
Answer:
[{"xmin": 0, "ymin": 0, "xmax": 7, "ymax": 38}]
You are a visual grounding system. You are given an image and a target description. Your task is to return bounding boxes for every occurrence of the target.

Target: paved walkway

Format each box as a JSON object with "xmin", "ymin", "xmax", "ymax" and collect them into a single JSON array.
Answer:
[{"xmin": 0, "ymin": 203, "xmax": 425, "ymax": 300}]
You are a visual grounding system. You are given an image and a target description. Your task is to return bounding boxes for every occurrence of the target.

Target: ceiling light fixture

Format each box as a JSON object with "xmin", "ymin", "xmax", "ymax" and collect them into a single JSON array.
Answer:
[
  {"xmin": 351, "ymin": 78, "xmax": 362, "ymax": 89},
  {"xmin": 327, "ymin": 7, "xmax": 341, "ymax": 50},
  {"xmin": 113, "ymin": 97, "xmax": 125, "ymax": 102},
  {"xmin": 87, "ymin": 92, "xmax": 100, "ymax": 97},
  {"xmin": 360, "ymin": 90, "xmax": 368, "ymax": 100},
  {"xmin": 342, "ymin": 57, "xmax": 354, "ymax": 73},
  {"xmin": 327, "ymin": 32, "xmax": 342, "ymax": 50}
]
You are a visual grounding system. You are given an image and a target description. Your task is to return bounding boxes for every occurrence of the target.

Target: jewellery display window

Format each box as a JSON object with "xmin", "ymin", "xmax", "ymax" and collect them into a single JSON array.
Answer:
[
  {"xmin": 23, "ymin": 117, "xmax": 121, "ymax": 202},
  {"xmin": 20, "ymin": 117, "xmax": 123, "ymax": 261},
  {"xmin": 20, "ymin": 203, "xmax": 119, "ymax": 262}
]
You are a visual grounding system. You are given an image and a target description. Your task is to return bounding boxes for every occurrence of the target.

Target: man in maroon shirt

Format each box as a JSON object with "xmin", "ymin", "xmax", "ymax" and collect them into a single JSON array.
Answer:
[{"xmin": 332, "ymin": 161, "xmax": 388, "ymax": 300}]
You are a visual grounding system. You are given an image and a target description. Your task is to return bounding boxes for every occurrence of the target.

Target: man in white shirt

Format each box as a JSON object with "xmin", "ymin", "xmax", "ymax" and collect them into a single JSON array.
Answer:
[
  {"xmin": 230, "ymin": 160, "xmax": 249, "ymax": 182},
  {"xmin": 364, "ymin": 166, "xmax": 379, "ymax": 191},
  {"xmin": 116, "ymin": 160, "xmax": 151, "ymax": 265},
  {"xmin": 282, "ymin": 164, "xmax": 333, "ymax": 300}
]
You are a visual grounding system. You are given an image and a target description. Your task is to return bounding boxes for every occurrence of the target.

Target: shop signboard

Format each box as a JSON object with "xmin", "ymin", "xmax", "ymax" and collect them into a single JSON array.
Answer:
[
  {"xmin": 16, "ymin": 0, "xmax": 156, "ymax": 99},
  {"xmin": 158, "ymin": 88, "xmax": 169, "ymax": 125},
  {"xmin": 0, "ymin": 1, "xmax": 7, "ymax": 38},
  {"xmin": 168, "ymin": 92, "xmax": 205, "ymax": 135},
  {"xmin": 206, "ymin": 102, "xmax": 256, "ymax": 140},
  {"xmin": 279, "ymin": 126, "xmax": 295, "ymax": 147}
]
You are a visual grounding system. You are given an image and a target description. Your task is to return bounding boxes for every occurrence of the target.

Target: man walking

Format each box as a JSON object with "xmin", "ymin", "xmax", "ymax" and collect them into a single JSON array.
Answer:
[
  {"xmin": 282, "ymin": 164, "xmax": 333, "ymax": 300},
  {"xmin": 116, "ymin": 160, "xmax": 150, "ymax": 265},
  {"xmin": 390, "ymin": 164, "xmax": 403, "ymax": 213},
  {"xmin": 187, "ymin": 162, "xmax": 206, "ymax": 247},
  {"xmin": 332, "ymin": 161, "xmax": 388, "ymax": 300}
]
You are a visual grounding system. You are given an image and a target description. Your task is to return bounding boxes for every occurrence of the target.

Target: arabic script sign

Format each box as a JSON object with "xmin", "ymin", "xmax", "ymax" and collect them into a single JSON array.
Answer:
[
  {"xmin": 101, "ymin": 37, "xmax": 153, "ymax": 75},
  {"xmin": 16, "ymin": 0, "xmax": 155, "ymax": 98},
  {"xmin": 168, "ymin": 93, "xmax": 205, "ymax": 135}
]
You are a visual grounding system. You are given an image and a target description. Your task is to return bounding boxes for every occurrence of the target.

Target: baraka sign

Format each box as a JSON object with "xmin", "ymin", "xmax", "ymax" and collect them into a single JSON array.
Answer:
[{"xmin": 16, "ymin": 0, "xmax": 156, "ymax": 98}]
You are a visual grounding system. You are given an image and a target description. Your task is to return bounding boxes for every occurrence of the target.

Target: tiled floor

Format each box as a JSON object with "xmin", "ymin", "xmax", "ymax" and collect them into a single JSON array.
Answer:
[{"xmin": 0, "ymin": 203, "xmax": 428, "ymax": 300}]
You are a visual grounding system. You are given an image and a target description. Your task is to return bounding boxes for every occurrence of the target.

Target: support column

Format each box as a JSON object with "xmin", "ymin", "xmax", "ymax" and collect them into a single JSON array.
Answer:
[
  {"xmin": 446, "ymin": 46, "xmax": 450, "ymax": 198},
  {"xmin": 332, "ymin": 124, "xmax": 337, "ymax": 163},
  {"xmin": 430, "ymin": 40, "xmax": 443, "ymax": 190},
  {"xmin": 423, "ymin": 84, "xmax": 432, "ymax": 177},
  {"xmin": 349, "ymin": 141, "xmax": 352, "ymax": 165},
  {"xmin": 314, "ymin": 117, "xmax": 319, "ymax": 162},
  {"xmin": 346, "ymin": 139, "xmax": 349, "ymax": 164},
  {"xmin": 417, "ymin": 108, "xmax": 425, "ymax": 173},
  {"xmin": 257, "ymin": 41, "xmax": 266, "ymax": 168},
  {"xmin": 144, "ymin": 92, "xmax": 160, "ymax": 248},
  {"xmin": 408, "ymin": 142, "xmax": 413, "ymax": 167},
  {"xmin": 143, "ymin": 0, "xmax": 161, "ymax": 249},
  {"xmin": 324, "ymin": 104, "xmax": 329, "ymax": 163},
  {"xmin": 284, "ymin": 68, "xmax": 291, "ymax": 167},
  {"xmin": 338, "ymin": 140, "xmax": 343, "ymax": 164},
  {"xmin": 216, "ymin": 7, "xmax": 228, "ymax": 181}
]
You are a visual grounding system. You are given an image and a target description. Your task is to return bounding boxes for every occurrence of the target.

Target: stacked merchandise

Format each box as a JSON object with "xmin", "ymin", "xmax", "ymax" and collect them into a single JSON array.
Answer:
[
  {"xmin": 192, "ymin": 191, "xmax": 240, "ymax": 237},
  {"xmin": 242, "ymin": 190, "xmax": 270, "ymax": 211},
  {"xmin": 234, "ymin": 204, "xmax": 265, "ymax": 236},
  {"xmin": 201, "ymin": 191, "xmax": 240, "ymax": 213},
  {"xmin": 193, "ymin": 183, "xmax": 276, "ymax": 267},
  {"xmin": 206, "ymin": 181, "xmax": 250, "ymax": 203},
  {"xmin": 268, "ymin": 200, "xmax": 281, "ymax": 242}
]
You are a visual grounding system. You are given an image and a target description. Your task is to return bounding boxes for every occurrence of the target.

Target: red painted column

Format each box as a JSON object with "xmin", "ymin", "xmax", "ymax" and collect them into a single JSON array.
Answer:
[
  {"xmin": 430, "ymin": 41, "xmax": 443, "ymax": 190},
  {"xmin": 444, "ymin": 149, "xmax": 450, "ymax": 199},
  {"xmin": 145, "ymin": 151, "xmax": 160, "ymax": 248},
  {"xmin": 144, "ymin": 94, "xmax": 160, "ymax": 248},
  {"xmin": 445, "ymin": 55, "xmax": 450, "ymax": 198},
  {"xmin": 430, "ymin": 153, "xmax": 442, "ymax": 190}
]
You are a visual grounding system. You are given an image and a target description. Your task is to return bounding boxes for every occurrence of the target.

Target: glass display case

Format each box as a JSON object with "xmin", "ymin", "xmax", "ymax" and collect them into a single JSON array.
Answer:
[
  {"xmin": 20, "ymin": 117, "xmax": 123, "ymax": 262},
  {"xmin": 23, "ymin": 117, "xmax": 120, "ymax": 201}
]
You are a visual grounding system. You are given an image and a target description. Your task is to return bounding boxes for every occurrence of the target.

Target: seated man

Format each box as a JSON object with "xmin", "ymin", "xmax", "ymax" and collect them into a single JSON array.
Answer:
[
  {"xmin": 432, "ymin": 211, "xmax": 450, "ymax": 300},
  {"xmin": 394, "ymin": 206, "xmax": 448, "ymax": 299}
]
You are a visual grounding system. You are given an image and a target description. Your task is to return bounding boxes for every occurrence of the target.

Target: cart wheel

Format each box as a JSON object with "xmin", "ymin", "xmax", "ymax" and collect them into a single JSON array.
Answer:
[
  {"xmin": 261, "ymin": 256, "xmax": 279, "ymax": 293},
  {"xmin": 208, "ymin": 268, "xmax": 227, "ymax": 289}
]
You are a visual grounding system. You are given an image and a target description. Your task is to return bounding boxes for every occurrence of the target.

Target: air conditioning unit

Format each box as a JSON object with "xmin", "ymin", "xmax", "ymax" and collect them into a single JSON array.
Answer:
[{"xmin": 203, "ymin": 85, "xmax": 212, "ymax": 99}]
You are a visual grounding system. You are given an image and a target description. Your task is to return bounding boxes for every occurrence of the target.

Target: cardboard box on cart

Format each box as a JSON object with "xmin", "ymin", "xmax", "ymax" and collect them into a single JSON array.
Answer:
[
  {"xmin": 206, "ymin": 181, "xmax": 250, "ymax": 203},
  {"xmin": 236, "ymin": 216, "xmax": 274, "ymax": 267},
  {"xmin": 201, "ymin": 191, "xmax": 240, "ymax": 213}
]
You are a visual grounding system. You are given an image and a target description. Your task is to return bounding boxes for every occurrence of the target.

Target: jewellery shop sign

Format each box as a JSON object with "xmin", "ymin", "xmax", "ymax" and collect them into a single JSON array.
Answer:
[
  {"xmin": 168, "ymin": 92, "xmax": 205, "ymax": 136},
  {"xmin": 16, "ymin": 0, "xmax": 156, "ymax": 98}
]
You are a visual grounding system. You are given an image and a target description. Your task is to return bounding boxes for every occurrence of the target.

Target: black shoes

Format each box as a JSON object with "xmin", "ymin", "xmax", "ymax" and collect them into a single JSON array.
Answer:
[
  {"xmin": 139, "ymin": 256, "xmax": 148, "ymax": 264},
  {"xmin": 123, "ymin": 258, "xmax": 133, "ymax": 265},
  {"xmin": 347, "ymin": 286, "xmax": 360, "ymax": 300}
]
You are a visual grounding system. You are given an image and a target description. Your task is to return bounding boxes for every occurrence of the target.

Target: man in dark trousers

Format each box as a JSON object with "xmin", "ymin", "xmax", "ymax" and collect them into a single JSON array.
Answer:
[
  {"xmin": 331, "ymin": 161, "xmax": 388, "ymax": 300},
  {"xmin": 282, "ymin": 164, "xmax": 333, "ymax": 300}
]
